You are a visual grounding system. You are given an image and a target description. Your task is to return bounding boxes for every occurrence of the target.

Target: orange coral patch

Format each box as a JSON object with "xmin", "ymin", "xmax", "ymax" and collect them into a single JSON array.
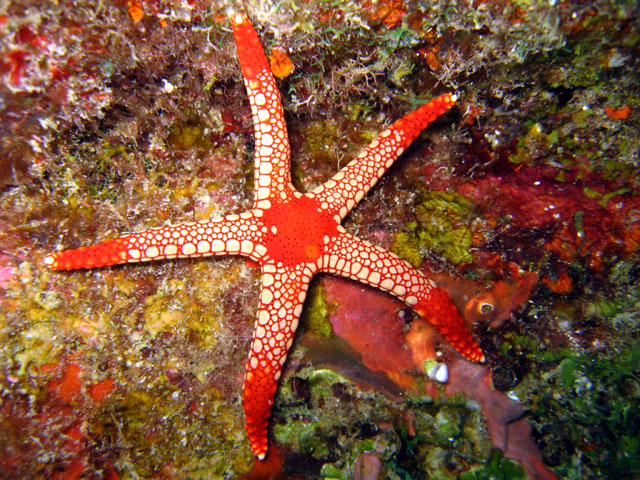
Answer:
[
  {"xmin": 268, "ymin": 47, "xmax": 293, "ymax": 78},
  {"xmin": 127, "ymin": 0, "xmax": 144, "ymax": 23},
  {"xmin": 40, "ymin": 362, "xmax": 59, "ymax": 373},
  {"xmin": 89, "ymin": 378, "xmax": 116, "ymax": 403},
  {"xmin": 543, "ymin": 273, "xmax": 572, "ymax": 294},
  {"xmin": 56, "ymin": 363, "xmax": 83, "ymax": 402},
  {"xmin": 603, "ymin": 105, "xmax": 631, "ymax": 119},
  {"xmin": 366, "ymin": 0, "xmax": 407, "ymax": 28}
]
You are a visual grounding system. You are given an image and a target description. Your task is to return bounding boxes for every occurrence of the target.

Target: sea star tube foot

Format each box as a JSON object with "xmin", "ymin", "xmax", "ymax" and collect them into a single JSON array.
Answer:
[{"xmin": 45, "ymin": 12, "xmax": 483, "ymax": 460}]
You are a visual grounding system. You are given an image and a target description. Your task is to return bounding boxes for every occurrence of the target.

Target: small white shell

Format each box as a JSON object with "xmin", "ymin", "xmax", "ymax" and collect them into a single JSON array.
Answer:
[{"xmin": 427, "ymin": 362, "xmax": 449, "ymax": 383}]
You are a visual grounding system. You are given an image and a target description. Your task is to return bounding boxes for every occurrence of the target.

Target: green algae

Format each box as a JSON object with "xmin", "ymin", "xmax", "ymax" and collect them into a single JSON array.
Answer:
[
  {"xmin": 1, "ymin": 252, "xmax": 255, "ymax": 477},
  {"xmin": 7, "ymin": 262, "xmax": 69, "ymax": 374},
  {"xmin": 460, "ymin": 449, "xmax": 527, "ymax": 480},
  {"xmin": 15, "ymin": 321, "xmax": 62, "ymax": 375},
  {"xmin": 498, "ymin": 332, "xmax": 539, "ymax": 361},
  {"xmin": 108, "ymin": 383, "xmax": 252, "ymax": 478},
  {"xmin": 273, "ymin": 365, "xmax": 494, "ymax": 479},
  {"xmin": 509, "ymin": 122, "xmax": 559, "ymax": 165},
  {"xmin": 301, "ymin": 281, "xmax": 334, "ymax": 339},
  {"xmin": 167, "ymin": 119, "xmax": 213, "ymax": 151},
  {"xmin": 66, "ymin": 140, "xmax": 135, "ymax": 202},
  {"xmin": 143, "ymin": 281, "xmax": 189, "ymax": 337},
  {"xmin": 499, "ymin": 253, "xmax": 640, "ymax": 479},
  {"xmin": 392, "ymin": 190, "xmax": 476, "ymax": 266},
  {"xmin": 392, "ymin": 229, "xmax": 424, "ymax": 268},
  {"xmin": 527, "ymin": 345, "xmax": 640, "ymax": 478}
]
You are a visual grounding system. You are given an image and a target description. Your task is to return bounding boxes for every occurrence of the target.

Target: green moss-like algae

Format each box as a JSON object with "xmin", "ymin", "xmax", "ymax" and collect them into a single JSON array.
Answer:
[
  {"xmin": 392, "ymin": 190, "xmax": 476, "ymax": 266},
  {"xmin": 526, "ymin": 345, "xmax": 640, "ymax": 479},
  {"xmin": 301, "ymin": 282, "xmax": 334, "ymax": 340},
  {"xmin": 494, "ymin": 253, "xmax": 640, "ymax": 479},
  {"xmin": 460, "ymin": 449, "xmax": 527, "ymax": 480},
  {"xmin": 273, "ymin": 366, "xmax": 494, "ymax": 479},
  {"xmin": 108, "ymin": 381, "xmax": 253, "ymax": 479}
]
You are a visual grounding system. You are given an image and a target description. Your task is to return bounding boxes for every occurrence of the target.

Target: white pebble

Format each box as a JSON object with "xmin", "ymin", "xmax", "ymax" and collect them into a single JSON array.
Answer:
[{"xmin": 427, "ymin": 362, "xmax": 449, "ymax": 383}]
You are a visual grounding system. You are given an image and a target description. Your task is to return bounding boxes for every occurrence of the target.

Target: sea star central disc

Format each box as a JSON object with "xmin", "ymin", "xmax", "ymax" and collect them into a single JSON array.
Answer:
[{"xmin": 260, "ymin": 195, "xmax": 339, "ymax": 266}]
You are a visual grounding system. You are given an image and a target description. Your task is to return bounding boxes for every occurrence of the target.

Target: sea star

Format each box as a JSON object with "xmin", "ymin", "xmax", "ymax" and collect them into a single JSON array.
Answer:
[{"xmin": 45, "ymin": 13, "xmax": 484, "ymax": 460}]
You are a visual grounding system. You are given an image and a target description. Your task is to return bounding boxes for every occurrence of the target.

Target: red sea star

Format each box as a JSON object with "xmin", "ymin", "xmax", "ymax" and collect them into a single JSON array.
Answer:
[{"xmin": 45, "ymin": 13, "xmax": 484, "ymax": 460}]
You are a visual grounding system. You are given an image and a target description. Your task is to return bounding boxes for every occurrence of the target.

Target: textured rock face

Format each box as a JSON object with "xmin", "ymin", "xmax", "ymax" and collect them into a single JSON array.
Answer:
[{"xmin": 1, "ymin": 1, "xmax": 638, "ymax": 478}]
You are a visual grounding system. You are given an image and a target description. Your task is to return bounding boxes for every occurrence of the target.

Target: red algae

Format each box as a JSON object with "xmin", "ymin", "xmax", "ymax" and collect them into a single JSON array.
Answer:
[{"xmin": 458, "ymin": 164, "xmax": 640, "ymax": 270}]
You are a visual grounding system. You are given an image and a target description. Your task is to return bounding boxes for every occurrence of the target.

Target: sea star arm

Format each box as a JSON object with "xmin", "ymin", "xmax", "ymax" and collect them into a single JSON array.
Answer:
[
  {"xmin": 310, "ymin": 94, "xmax": 457, "ymax": 220},
  {"xmin": 243, "ymin": 262, "xmax": 313, "ymax": 460},
  {"xmin": 44, "ymin": 213, "xmax": 267, "ymax": 269},
  {"xmin": 230, "ymin": 13, "xmax": 295, "ymax": 208},
  {"xmin": 321, "ymin": 230, "xmax": 484, "ymax": 362}
]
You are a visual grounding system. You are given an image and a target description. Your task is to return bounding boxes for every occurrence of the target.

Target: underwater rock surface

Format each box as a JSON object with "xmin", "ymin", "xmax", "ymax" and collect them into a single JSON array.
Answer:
[{"xmin": 1, "ymin": 0, "xmax": 638, "ymax": 478}]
